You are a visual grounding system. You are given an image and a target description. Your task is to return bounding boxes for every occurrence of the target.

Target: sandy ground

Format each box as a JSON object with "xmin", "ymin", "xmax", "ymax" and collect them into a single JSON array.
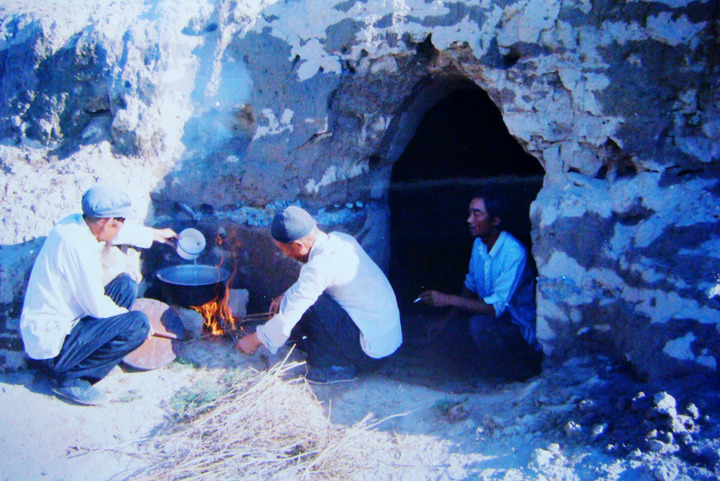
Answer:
[{"xmin": 2, "ymin": 325, "xmax": 720, "ymax": 481}]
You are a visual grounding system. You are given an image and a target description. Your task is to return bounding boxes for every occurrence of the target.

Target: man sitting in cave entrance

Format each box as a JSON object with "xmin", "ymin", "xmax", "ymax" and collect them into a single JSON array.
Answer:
[
  {"xmin": 19, "ymin": 184, "xmax": 177, "ymax": 406},
  {"xmin": 236, "ymin": 205, "xmax": 403, "ymax": 385},
  {"xmin": 417, "ymin": 192, "xmax": 543, "ymax": 374}
]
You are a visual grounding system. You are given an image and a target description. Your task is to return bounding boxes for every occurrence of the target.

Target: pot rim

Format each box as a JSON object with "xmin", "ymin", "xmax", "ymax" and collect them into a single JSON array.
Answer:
[{"xmin": 156, "ymin": 264, "xmax": 231, "ymax": 286}]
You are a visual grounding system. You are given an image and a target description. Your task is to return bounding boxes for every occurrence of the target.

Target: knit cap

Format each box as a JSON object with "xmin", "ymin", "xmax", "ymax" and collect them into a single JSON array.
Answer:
[{"xmin": 271, "ymin": 206, "xmax": 316, "ymax": 243}]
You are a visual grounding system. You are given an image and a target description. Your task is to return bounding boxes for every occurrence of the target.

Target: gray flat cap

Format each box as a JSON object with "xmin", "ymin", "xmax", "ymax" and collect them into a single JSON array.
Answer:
[
  {"xmin": 271, "ymin": 206, "xmax": 316, "ymax": 243},
  {"xmin": 81, "ymin": 184, "xmax": 132, "ymax": 218}
]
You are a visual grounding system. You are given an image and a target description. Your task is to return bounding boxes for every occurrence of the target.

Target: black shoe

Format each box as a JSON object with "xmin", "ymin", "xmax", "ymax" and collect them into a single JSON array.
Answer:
[
  {"xmin": 51, "ymin": 379, "xmax": 107, "ymax": 406},
  {"xmin": 305, "ymin": 365, "xmax": 358, "ymax": 385}
]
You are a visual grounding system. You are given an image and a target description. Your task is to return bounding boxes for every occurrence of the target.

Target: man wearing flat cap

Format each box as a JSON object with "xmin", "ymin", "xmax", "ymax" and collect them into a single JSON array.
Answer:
[
  {"xmin": 19, "ymin": 184, "xmax": 177, "ymax": 405},
  {"xmin": 237, "ymin": 206, "xmax": 403, "ymax": 384}
]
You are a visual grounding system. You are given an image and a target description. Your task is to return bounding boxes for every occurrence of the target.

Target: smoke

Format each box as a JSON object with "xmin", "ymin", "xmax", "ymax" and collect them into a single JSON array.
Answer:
[{"xmin": 183, "ymin": 57, "xmax": 253, "ymax": 154}]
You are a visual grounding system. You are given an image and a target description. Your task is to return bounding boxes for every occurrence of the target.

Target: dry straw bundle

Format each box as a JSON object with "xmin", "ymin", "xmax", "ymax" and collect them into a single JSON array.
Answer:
[{"xmin": 129, "ymin": 356, "xmax": 396, "ymax": 480}]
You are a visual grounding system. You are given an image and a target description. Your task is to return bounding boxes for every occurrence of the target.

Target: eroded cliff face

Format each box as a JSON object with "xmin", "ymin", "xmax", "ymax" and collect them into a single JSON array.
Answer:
[{"xmin": 0, "ymin": 0, "xmax": 718, "ymax": 379}]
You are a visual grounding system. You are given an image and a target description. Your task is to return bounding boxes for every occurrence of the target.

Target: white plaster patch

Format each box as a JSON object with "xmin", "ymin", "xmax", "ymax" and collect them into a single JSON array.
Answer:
[
  {"xmin": 630, "ymin": 260, "xmax": 667, "ymax": 284},
  {"xmin": 557, "ymin": 68, "xmax": 610, "ymax": 115},
  {"xmin": 646, "ymin": 13, "xmax": 707, "ymax": 47},
  {"xmin": 676, "ymin": 135, "xmax": 720, "ymax": 163},
  {"xmin": 253, "ymin": 108, "xmax": 294, "ymax": 140},
  {"xmin": 642, "ymin": 180, "xmax": 718, "ymax": 228},
  {"xmin": 605, "ymin": 176, "xmax": 719, "ymax": 251},
  {"xmin": 663, "ymin": 334, "xmax": 718, "ymax": 371},
  {"xmin": 251, "ymin": 0, "xmax": 458, "ymax": 80},
  {"xmin": 476, "ymin": 2, "xmax": 505, "ymax": 53},
  {"xmin": 543, "ymin": 251, "xmax": 587, "ymax": 285},
  {"xmin": 663, "ymin": 332, "xmax": 696, "ymax": 361},
  {"xmin": 534, "ymin": 176, "xmax": 613, "ymax": 228},
  {"xmin": 697, "ymin": 355, "xmax": 717, "ymax": 370},
  {"xmin": 430, "ymin": 15, "xmax": 483, "ymax": 57},
  {"xmin": 632, "ymin": 218, "xmax": 667, "ymax": 248},
  {"xmin": 497, "ymin": 0, "xmax": 561, "ymax": 46},
  {"xmin": 293, "ymin": 38, "xmax": 342, "ymax": 81},
  {"xmin": 637, "ymin": 289, "xmax": 719, "ymax": 326},
  {"xmin": 304, "ymin": 160, "xmax": 369, "ymax": 194},
  {"xmin": 708, "ymin": 277, "xmax": 720, "ymax": 299},
  {"xmin": 537, "ymin": 295, "xmax": 570, "ymax": 323},
  {"xmin": 679, "ymin": 239, "xmax": 720, "ymax": 259},
  {"xmin": 347, "ymin": 0, "xmax": 451, "ymax": 58},
  {"xmin": 589, "ymin": 268, "xmax": 625, "ymax": 291},
  {"xmin": 607, "ymin": 226, "xmax": 634, "ymax": 259},
  {"xmin": 369, "ymin": 56, "xmax": 399, "ymax": 75},
  {"xmin": 535, "ymin": 317, "xmax": 556, "ymax": 353}
]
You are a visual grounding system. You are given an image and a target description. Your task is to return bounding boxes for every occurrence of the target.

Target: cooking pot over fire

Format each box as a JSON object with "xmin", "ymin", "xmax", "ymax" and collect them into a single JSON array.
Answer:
[{"xmin": 156, "ymin": 264, "xmax": 230, "ymax": 307}]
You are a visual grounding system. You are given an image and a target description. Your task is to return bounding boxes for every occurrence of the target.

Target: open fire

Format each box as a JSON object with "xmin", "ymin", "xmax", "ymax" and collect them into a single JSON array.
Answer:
[
  {"xmin": 189, "ymin": 286, "xmax": 273, "ymax": 338},
  {"xmin": 188, "ymin": 227, "xmax": 242, "ymax": 336},
  {"xmin": 191, "ymin": 286, "xmax": 237, "ymax": 336},
  {"xmin": 182, "ymin": 225, "xmax": 272, "ymax": 337}
]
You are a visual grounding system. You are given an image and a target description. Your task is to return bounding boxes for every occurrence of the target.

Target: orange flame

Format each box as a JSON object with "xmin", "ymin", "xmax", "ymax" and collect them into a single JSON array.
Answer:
[
  {"xmin": 191, "ymin": 285, "xmax": 236, "ymax": 336},
  {"xmin": 191, "ymin": 224, "xmax": 245, "ymax": 336}
]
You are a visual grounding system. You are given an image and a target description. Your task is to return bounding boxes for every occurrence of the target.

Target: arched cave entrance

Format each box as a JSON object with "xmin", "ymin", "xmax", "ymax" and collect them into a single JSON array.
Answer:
[{"xmin": 384, "ymin": 83, "xmax": 545, "ymax": 390}]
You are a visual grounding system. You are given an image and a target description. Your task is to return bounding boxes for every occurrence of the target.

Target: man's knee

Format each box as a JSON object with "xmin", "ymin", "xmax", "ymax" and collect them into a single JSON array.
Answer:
[
  {"xmin": 110, "ymin": 272, "xmax": 136, "ymax": 289},
  {"xmin": 105, "ymin": 273, "xmax": 139, "ymax": 309},
  {"xmin": 468, "ymin": 314, "xmax": 495, "ymax": 343},
  {"xmin": 126, "ymin": 311, "xmax": 150, "ymax": 343}
]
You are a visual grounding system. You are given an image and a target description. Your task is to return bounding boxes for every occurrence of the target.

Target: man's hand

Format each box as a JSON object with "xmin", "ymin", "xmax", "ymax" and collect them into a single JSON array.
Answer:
[
  {"xmin": 236, "ymin": 332, "xmax": 263, "ymax": 355},
  {"xmin": 153, "ymin": 228, "xmax": 178, "ymax": 245},
  {"xmin": 269, "ymin": 294, "xmax": 284, "ymax": 315},
  {"xmin": 417, "ymin": 290, "xmax": 452, "ymax": 308}
]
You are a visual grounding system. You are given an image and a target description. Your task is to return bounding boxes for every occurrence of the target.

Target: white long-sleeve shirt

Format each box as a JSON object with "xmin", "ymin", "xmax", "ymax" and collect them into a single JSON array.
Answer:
[
  {"xmin": 20, "ymin": 214, "xmax": 154, "ymax": 359},
  {"xmin": 464, "ymin": 231, "xmax": 539, "ymax": 349},
  {"xmin": 257, "ymin": 231, "xmax": 403, "ymax": 358}
]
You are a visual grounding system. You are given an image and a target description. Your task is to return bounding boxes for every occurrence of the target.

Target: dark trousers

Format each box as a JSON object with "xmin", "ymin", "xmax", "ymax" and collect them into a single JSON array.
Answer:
[
  {"xmin": 291, "ymin": 294, "xmax": 382, "ymax": 371},
  {"xmin": 467, "ymin": 312, "xmax": 543, "ymax": 376},
  {"xmin": 42, "ymin": 273, "xmax": 149, "ymax": 384},
  {"xmin": 468, "ymin": 312, "xmax": 525, "ymax": 351}
]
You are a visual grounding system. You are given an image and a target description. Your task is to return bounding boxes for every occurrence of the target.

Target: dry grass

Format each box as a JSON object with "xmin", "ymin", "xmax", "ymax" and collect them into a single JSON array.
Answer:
[{"xmin": 127, "ymin": 354, "xmax": 398, "ymax": 481}]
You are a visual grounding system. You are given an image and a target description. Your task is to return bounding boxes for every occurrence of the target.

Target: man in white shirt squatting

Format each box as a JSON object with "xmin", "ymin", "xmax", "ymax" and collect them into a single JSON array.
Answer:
[
  {"xmin": 20, "ymin": 184, "xmax": 177, "ymax": 405},
  {"xmin": 236, "ymin": 206, "xmax": 403, "ymax": 385},
  {"xmin": 417, "ymin": 193, "xmax": 542, "ymax": 373}
]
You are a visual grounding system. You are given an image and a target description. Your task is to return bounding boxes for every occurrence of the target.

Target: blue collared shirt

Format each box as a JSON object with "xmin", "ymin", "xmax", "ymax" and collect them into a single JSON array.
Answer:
[{"xmin": 464, "ymin": 231, "xmax": 539, "ymax": 350}]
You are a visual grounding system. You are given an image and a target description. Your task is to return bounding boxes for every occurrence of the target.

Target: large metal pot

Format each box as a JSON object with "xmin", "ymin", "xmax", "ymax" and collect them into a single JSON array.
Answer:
[{"xmin": 156, "ymin": 265, "xmax": 231, "ymax": 307}]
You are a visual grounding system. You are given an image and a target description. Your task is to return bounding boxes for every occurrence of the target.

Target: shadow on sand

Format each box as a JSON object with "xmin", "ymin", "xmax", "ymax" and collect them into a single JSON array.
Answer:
[{"xmin": 379, "ymin": 309, "xmax": 543, "ymax": 394}]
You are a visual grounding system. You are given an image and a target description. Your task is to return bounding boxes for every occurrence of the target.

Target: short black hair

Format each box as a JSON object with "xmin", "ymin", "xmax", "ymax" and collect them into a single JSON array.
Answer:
[{"xmin": 472, "ymin": 191, "xmax": 507, "ymax": 225}]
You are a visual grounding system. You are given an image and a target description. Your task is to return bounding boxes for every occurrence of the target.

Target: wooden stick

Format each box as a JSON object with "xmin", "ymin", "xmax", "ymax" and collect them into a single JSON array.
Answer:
[
  {"xmin": 151, "ymin": 331, "xmax": 184, "ymax": 341},
  {"xmin": 236, "ymin": 312, "xmax": 274, "ymax": 323}
]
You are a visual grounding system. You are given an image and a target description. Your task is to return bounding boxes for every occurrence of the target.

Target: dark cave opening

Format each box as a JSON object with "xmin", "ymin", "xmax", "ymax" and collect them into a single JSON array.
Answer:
[{"xmin": 383, "ymin": 86, "xmax": 545, "ymax": 390}]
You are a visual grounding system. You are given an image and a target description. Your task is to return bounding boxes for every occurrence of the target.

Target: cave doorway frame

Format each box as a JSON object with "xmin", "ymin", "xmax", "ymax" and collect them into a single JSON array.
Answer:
[{"xmin": 384, "ymin": 78, "xmax": 545, "ymax": 325}]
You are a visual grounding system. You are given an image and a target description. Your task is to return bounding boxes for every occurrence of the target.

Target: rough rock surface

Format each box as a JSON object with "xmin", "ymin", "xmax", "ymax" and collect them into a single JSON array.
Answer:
[{"xmin": 0, "ymin": 0, "xmax": 718, "ymax": 380}]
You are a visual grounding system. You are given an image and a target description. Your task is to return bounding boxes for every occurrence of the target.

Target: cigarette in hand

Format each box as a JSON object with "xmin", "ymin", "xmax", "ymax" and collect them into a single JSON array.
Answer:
[{"xmin": 413, "ymin": 296, "xmax": 422, "ymax": 303}]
